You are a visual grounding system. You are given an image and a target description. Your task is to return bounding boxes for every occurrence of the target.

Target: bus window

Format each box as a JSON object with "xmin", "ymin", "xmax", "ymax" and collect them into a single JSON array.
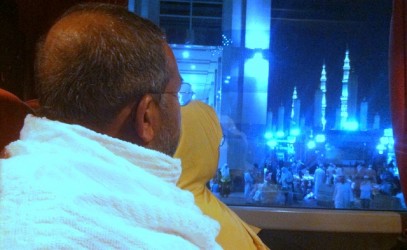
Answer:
[{"xmin": 139, "ymin": 0, "xmax": 403, "ymax": 211}]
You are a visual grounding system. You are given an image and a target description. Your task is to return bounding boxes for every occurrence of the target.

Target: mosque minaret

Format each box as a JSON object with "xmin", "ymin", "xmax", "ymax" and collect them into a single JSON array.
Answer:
[
  {"xmin": 320, "ymin": 64, "xmax": 327, "ymax": 131},
  {"xmin": 291, "ymin": 86, "xmax": 301, "ymax": 130},
  {"xmin": 340, "ymin": 49, "xmax": 351, "ymax": 129}
]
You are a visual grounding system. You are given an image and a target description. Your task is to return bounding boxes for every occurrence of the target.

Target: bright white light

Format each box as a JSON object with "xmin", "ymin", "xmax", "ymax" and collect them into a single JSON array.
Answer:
[
  {"xmin": 307, "ymin": 140, "xmax": 316, "ymax": 149},
  {"xmin": 276, "ymin": 131, "xmax": 285, "ymax": 138},
  {"xmin": 315, "ymin": 134, "xmax": 326, "ymax": 143},
  {"xmin": 343, "ymin": 121, "xmax": 359, "ymax": 131},
  {"xmin": 253, "ymin": 52, "xmax": 263, "ymax": 60},
  {"xmin": 380, "ymin": 137, "xmax": 389, "ymax": 145},
  {"xmin": 190, "ymin": 65, "xmax": 196, "ymax": 70},
  {"xmin": 244, "ymin": 51, "xmax": 269, "ymax": 91},
  {"xmin": 267, "ymin": 140, "xmax": 277, "ymax": 148},
  {"xmin": 287, "ymin": 136, "xmax": 296, "ymax": 143},
  {"xmin": 264, "ymin": 132, "xmax": 273, "ymax": 139},
  {"xmin": 376, "ymin": 144, "xmax": 386, "ymax": 151},
  {"xmin": 389, "ymin": 137, "xmax": 395, "ymax": 145},
  {"xmin": 384, "ymin": 128, "xmax": 393, "ymax": 137},
  {"xmin": 182, "ymin": 51, "xmax": 190, "ymax": 59},
  {"xmin": 290, "ymin": 128, "xmax": 300, "ymax": 136}
]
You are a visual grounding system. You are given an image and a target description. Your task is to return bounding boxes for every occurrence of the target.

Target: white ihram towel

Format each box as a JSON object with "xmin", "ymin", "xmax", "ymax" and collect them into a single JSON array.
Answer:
[{"xmin": 0, "ymin": 115, "xmax": 221, "ymax": 249}]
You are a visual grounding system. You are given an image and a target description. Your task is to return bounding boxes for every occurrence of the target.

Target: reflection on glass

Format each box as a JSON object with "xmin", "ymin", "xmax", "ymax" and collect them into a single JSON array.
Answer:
[
  {"xmin": 159, "ymin": 0, "xmax": 404, "ymax": 211},
  {"xmin": 178, "ymin": 82, "xmax": 195, "ymax": 106}
]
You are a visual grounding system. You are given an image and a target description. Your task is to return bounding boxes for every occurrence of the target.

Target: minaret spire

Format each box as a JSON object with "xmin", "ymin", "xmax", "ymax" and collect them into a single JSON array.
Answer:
[
  {"xmin": 320, "ymin": 64, "xmax": 327, "ymax": 130},
  {"xmin": 340, "ymin": 49, "xmax": 350, "ymax": 129},
  {"xmin": 291, "ymin": 86, "xmax": 301, "ymax": 132},
  {"xmin": 291, "ymin": 86, "xmax": 298, "ymax": 119}
]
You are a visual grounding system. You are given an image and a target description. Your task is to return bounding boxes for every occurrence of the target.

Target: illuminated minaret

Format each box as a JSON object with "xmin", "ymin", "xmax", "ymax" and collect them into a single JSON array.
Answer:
[
  {"xmin": 340, "ymin": 49, "xmax": 350, "ymax": 129},
  {"xmin": 291, "ymin": 86, "xmax": 297, "ymax": 119},
  {"xmin": 320, "ymin": 64, "xmax": 327, "ymax": 130},
  {"xmin": 314, "ymin": 64, "xmax": 327, "ymax": 130},
  {"xmin": 291, "ymin": 86, "xmax": 300, "ymax": 129}
]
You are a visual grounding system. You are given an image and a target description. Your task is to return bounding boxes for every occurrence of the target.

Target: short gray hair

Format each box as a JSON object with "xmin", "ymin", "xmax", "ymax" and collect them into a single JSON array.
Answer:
[{"xmin": 35, "ymin": 3, "xmax": 169, "ymax": 128}]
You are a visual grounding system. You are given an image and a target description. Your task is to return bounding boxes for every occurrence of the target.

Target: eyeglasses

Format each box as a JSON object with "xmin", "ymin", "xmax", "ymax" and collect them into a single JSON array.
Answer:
[
  {"xmin": 151, "ymin": 91, "xmax": 195, "ymax": 106},
  {"xmin": 161, "ymin": 92, "xmax": 179, "ymax": 98},
  {"xmin": 150, "ymin": 91, "xmax": 179, "ymax": 101}
]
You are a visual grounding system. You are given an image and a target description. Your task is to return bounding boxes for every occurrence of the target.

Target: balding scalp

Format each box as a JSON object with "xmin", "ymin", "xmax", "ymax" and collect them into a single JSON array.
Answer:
[{"xmin": 35, "ymin": 3, "xmax": 169, "ymax": 128}]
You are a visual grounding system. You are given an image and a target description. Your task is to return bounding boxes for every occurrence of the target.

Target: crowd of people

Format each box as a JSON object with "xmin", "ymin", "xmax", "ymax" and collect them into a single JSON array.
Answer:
[
  {"xmin": 213, "ymin": 158, "xmax": 405, "ymax": 210},
  {"xmin": 1, "ymin": 2, "xmax": 405, "ymax": 249}
]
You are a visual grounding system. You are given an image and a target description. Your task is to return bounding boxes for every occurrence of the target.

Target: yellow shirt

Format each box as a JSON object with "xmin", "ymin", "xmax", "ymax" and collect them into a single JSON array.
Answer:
[{"xmin": 175, "ymin": 101, "xmax": 268, "ymax": 250}]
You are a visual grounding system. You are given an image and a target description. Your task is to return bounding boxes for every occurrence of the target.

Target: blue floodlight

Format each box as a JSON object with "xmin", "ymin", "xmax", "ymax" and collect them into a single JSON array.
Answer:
[
  {"xmin": 182, "ymin": 51, "xmax": 190, "ymax": 59},
  {"xmin": 343, "ymin": 121, "xmax": 359, "ymax": 131},
  {"xmin": 253, "ymin": 52, "xmax": 263, "ymax": 60},
  {"xmin": 290, "ymin": 128, "xmax": 300, "ymax": 136},
  {"xmin": 376, "ymin": 144, "xmax": 386, "ymax": 154},
  {"xmin": 389, "ymin": 137, "xmax": 395, "ymax": 145},
  {"xmin": 264, "ymin": 132, "xmax": 273, "ymax": 139},
  {"xmin": 267, "ymin": 139, "xmax": 277, "ymax": 148},
  {"xmin": 287, "ymin": 136, "xmax": 296, "ymax": 143},
  {"xmin": 384, "ymin": 128, "xmax": 393, "ymax": 137},
  {"xmin": 315, "ymin": 134, "xmax": 326, "ymax": 143},
  {"xmin": 380, "ymin": 136, "xmax": 389, "ymax": 145},
  {"xmin": 307, "ymin": 140, "xmax": 316, "ymax": 149},
  {"xmin": 276, "ymin": 131, "xmax": 285, "ymax": 138}
]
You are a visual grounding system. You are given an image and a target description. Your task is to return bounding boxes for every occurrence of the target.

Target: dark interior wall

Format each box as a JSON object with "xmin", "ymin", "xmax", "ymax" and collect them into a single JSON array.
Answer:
[
  {"xmin": 0, "ymin": 0, "xmax": 128, "ymax": 100},
  {"xmin": 258, "ymin": 230, "xmax": 402, "ymax": 250}
]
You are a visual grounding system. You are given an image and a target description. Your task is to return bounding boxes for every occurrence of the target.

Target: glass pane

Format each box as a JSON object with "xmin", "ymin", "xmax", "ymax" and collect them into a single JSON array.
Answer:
[
  {"xmin": 192, "ymin": 17, "xmax": 222, "ymax": 45},
  {"xmin": 160, "ymin": 1, "xmax": 190, "ymax": 16},
  {"xmin": 162, "ymin": 0, "xmax": 405, "ymax": 211},
  {"xmin": 192, "ymin": 2, "xmax": 222, "ymax": 17},
  {"xmin": 160, "ymin": 16, "xmax": 191, "ymax": 45}
]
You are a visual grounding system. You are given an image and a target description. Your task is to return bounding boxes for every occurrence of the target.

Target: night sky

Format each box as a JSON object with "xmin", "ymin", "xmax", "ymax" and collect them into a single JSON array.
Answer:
[{"xmin": 268, "ymin": 0, "xmax": 392, "ymax": 129}]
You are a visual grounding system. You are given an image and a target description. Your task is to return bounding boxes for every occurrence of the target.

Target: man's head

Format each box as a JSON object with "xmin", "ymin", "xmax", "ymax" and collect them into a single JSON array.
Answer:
[
  {"xmin": 35, "ymin": 3, "xmax": 181, "ymax": 155},
  {"xmin": 178, "ymin": 82, "xmax": 194, "ymax": 106}
]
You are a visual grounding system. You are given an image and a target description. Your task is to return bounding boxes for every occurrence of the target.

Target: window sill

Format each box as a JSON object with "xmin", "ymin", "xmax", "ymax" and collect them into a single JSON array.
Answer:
[{"xmin": 231, "ymin": 206, "xmax": 402, "ymax": 233}]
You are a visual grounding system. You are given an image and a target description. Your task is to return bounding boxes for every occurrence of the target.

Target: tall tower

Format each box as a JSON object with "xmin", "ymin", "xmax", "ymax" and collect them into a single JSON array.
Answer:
[
  {"xmin": 291, "ymin": 86, "xmax": 301, "ymax": 130},
  {"xmin": 340, "ymin": 50, "xmax": 350, "ymax": 129},
  {"xmin": 314, "ymin": 64, "xmax": 327, "ymax": 131},
  {"xmin": 320, "ymin": 64, "xmax": 327, "ymax": 130}
]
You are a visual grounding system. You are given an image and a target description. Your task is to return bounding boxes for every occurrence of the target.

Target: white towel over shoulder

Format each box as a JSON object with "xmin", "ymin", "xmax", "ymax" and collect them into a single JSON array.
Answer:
[{"xmin": 0, "ymin": 115, "xmax": 221, "ymax": 250}]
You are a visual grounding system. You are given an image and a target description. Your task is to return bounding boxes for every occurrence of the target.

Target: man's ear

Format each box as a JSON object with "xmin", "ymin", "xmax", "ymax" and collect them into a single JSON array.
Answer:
[{"xmin": 134, "ymin": 94, "xmax": 159, "ymax": 144}]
